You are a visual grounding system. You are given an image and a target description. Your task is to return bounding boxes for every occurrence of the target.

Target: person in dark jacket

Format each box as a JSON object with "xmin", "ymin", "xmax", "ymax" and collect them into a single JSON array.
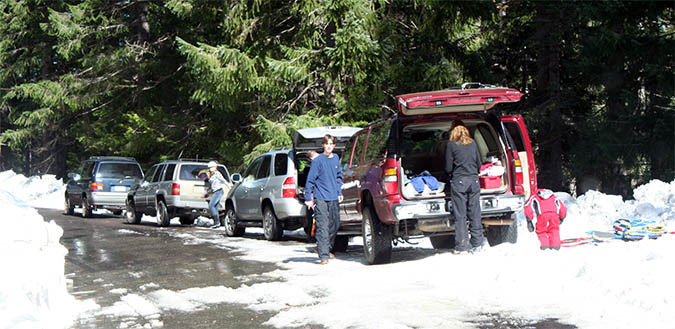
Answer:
[
  {"xmin": 445, "ymin": 124, "xmax": 483, "ymax": 253},
  {"xmin": 304, "ymin": 135, "xmax": 343, "ymax": 264}
]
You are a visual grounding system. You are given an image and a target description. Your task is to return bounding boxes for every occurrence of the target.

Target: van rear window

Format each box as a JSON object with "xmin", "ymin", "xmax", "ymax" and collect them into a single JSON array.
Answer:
[{"xmin": 96, "ymin": 163, "xmax": 142, "ymax": 179}]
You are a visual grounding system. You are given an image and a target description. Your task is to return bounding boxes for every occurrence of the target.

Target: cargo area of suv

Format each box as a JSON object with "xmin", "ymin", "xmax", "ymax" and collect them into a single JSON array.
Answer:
[{"xmin": 338, "ymin": 84, "xmax": 537, "ymax": 264}]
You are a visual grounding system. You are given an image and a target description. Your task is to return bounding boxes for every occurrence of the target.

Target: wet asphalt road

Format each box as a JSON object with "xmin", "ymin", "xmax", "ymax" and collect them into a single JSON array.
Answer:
[
  {"xmin": 38, "ymin": 208, "xmax": 312, "ymax": 329},
  {"xmin": 40, "ymin": 208, "xmax": 576, "ymax": 329}
]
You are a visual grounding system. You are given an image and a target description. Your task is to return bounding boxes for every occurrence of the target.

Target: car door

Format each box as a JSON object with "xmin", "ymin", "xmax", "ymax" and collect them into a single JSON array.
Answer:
[
  {"xmin": 136, "ymin": 165, "xmax": 158, "ymax": 211},
  {"xmin": 236, "ymin": 157, "xmax": 264, "ymax": 219},
  {"xmin": 502, "ymin": 115, "xmax": 537, "ymax": 198},
  {"xmin": 246, "ymin": 154, "xmax": 272, "ymax": 219},
  {"xmin": 147, "ymin": 164, "xmax": 166, "ymax": 208},
  {"xmin": 341, "ymin": 131, "xmax": 366, "ymax": 223}
]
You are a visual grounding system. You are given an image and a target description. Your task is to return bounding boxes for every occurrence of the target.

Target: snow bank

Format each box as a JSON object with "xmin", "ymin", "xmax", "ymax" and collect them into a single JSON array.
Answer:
[{"xmin": 0, "ymin": 170, "xmax": 92, "ymax": 329}]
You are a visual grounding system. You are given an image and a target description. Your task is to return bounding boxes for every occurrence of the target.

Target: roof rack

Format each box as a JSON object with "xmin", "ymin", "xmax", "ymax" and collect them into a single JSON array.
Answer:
[
  {"xmin": 268, "ymin": 146, "xmax": 292, "ymax": 152},
  {"xmin": 176, "ymin": 158, "xmax": 210, "ymax": 162},
  {"xmin": 88, "ymin": 156, "xmax": 137, "ymax": 161}
]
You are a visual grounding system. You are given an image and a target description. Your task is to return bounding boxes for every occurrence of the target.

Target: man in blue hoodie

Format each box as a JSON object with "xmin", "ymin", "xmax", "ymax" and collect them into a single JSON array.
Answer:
[{"xmin": 304, "ymin": 135, "xmax": 343, "ymax": 264}]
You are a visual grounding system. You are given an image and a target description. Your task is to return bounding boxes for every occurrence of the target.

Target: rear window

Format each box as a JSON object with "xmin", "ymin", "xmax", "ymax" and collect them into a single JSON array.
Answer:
[
  {"xmin": 274, "ymin": 153, "xmax": 288, "ymax": 176},
  {"xmin": 179, "ymin": 164, "xmax": 230, "ymax": 182},
  {"xmin": 96, "ymin": 162, "xmax": 142, "ymax": 179}
]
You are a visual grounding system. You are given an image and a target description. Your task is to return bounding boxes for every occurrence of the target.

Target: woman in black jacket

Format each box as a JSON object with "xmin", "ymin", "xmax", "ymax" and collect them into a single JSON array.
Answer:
[{"xmin": 445, "ymin": 124, "xmax": 483, "ymax": 253}]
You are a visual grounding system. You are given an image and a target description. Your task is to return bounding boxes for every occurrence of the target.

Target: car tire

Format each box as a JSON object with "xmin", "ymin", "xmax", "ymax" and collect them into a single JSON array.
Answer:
[
  {"xmin": 81, "ymin": 197, "xmax": 92, "ymax": 218},
  {"xmin": 332, "ymin": 235, "xmax": 349, "ymax": 253},
  {"xmin": 179, "ymin": 215, "xmax": 195, "ymax": 225},
  {"xmin": 430, "ymin": 235, "xmax": 456, "ymax": 249},
  {"xmin": 362, "ymin": 206, "xmax": 392, "ymax": 265},
  {"xmin": 486, "ymin": 219, "xmax": 518, "ymax": 246},
  {"xmin": 64, "ymin": 194, "xmax": 74, "ymax": 216},
  {"xmin": 156, "ymin": 200, "xmax": 171, "ymax": 227},
  {"xmin": 263, "ymin": 206, "xmax": 283, "ymax": 241},
  {"xmin": 125, "ymin": 198, "xmax": 142, "ymax": 224},
  {"xmin": 225, "ymin": 208, "xmax": 245, "ymax": 237}
]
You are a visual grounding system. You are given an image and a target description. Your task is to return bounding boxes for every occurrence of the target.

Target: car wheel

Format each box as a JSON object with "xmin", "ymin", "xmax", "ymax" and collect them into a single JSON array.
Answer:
[
  {"xmin": 64, "ymin": 194, "xmax": 74, "ymax": 216},
  {"xmin": 81, "ymin": 197, "xmax": 92, "ymax": 218},
  {"xmin": 333, "ymin": 235, "xmax": 349, "ymax": 253},
  {"xmin": 486, "ymin": 220, "xmax": 518, "ymax": 246},
  {"xmin": 225, "ymin": 208, "xmax": 245, "ymax": 237},
  {"xmin": 125, "ymin": 198, "xmax": 142, "ymax": 224},
  {"xmin": 362, "ymin": 206, "xmax": 392, "ymax": 265},
  {"xmin": 156, "ymin": 200, "xmax": 171, "ymax": 227},
  {"xmin": 263, "ymin": 206, "xmax": 283, "ymax": 241},
  {"xmin": 430, "ymin": 235, "xmax": 456, "ymax": 249},
  {"xmin": 179, "ymin": 215, "xmax": 195, "ymax": 225}
]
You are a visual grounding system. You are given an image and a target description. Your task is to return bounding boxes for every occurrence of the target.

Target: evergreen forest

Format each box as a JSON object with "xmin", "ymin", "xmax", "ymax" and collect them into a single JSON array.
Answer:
[{"xmin": 1, "ymin": 0, "xmax": 673, "ymax": 198}]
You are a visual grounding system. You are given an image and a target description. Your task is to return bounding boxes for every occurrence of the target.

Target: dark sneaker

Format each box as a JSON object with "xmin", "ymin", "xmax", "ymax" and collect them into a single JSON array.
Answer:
[
  {"xmin": 320, "ymin": 259, "xmax": 329, "ymax": 265},
  {"xmin": 540, "ymin": 246, "xmax": 550, "ymax": 250},
  {"xmin": 551, "ymin": 246, "xmax": 561, "ymax": 251}
]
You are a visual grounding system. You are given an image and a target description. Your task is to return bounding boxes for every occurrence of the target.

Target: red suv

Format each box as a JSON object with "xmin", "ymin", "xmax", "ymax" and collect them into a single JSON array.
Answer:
[{"xmin": 339, "ymin": 83, "xmax": 537, "ymax": 264}]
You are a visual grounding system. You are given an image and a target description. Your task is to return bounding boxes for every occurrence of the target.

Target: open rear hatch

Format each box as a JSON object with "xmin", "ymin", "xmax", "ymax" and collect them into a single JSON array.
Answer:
[
  {"xmin": 396, "ymin": 84, "xmax": 523, "ymax": 116},
  {"xmin": 292, "ymin": 126, "xmax": 360, "ymax": 156}
]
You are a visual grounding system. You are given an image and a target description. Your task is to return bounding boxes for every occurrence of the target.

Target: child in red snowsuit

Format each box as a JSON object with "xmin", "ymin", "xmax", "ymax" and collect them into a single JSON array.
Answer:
[{"xmin": 524, "ymin": 189, "xmax": 568, "ymax": 250}]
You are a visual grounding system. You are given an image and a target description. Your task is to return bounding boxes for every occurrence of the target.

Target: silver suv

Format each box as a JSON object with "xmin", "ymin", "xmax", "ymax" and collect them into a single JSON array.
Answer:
[
  {"xmin": 125, "ymin": 159, "xmax": 231, "ymax": 226},
  {"xmin": 224, "ymin": 126, "xmax": 359, "ymax": 242}
]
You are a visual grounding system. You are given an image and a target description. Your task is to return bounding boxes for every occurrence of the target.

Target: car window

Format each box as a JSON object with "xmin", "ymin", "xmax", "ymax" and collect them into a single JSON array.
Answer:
[
  {"xmin": 81, "ymin": 161, "xmax": 95, "ymax": 179},
  {"xmin": 179, "ymin": 164, "xmax": 209, "ymax": 181},
  {"xmin": 163, "ymin": 164, "xmax": 176, "ymax": 181},
  {"xmin": 256, "ymin": 155, "xmax": 272, "ymax": 179},
  {"xmin": 96, "ymin": 162, "xmax": 143, "ymax": 179},
  {"xmin": 342, "ymin": 134, "xmax": 358, "ymax": 169},
  {"xmin": 144, "ymin": 165, "xmax": 158, "ymax": 182},
  {"xmin": 364, "ymin": 123, "xmax": 390, "ymax": 162},
  {"xmin": 151, "ymin": 165, "xmax": 165, "ymax": 182},
  {"xmin": 216, "ymin": 166, "xmax": 230, "ymax": 182},
  {"xmin": 352, "ymin": 132, "xmax": 365, "ymax": 166},
  {"xmin": 503, "ymin": 121, "xmax": 525, "ymax": 151},
  {"xmin": 274, "ymin": 153, "xmax": 289, "ymax": 176},
  {"xmin": 243, "ymin": 157, "xmax": 263, "ymax": 180}
]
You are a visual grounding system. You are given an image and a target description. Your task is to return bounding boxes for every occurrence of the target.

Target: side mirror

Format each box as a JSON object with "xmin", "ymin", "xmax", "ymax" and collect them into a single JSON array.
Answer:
[
  {"xmin": 68, "ymin": 173, "xmax": 81, "ymax": 181},
  {"xmin": 231, "ymin": 173, "xmax": 241, "ymax": 183}
]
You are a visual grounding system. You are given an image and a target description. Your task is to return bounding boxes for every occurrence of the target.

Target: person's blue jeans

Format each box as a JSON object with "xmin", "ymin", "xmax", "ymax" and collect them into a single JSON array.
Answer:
[
  {"xmin": 314, "ymin": 199, "xmax": 340, "ymax": 260},
  {"xmin": 209, "ymin": 189, "xmax": 224, "ymax": 225}
]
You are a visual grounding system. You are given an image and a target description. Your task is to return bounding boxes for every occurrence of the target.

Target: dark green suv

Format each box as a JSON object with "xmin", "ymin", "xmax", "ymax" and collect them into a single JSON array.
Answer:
[{"xmin": 64, "ymin": 156, "xmax": 144, "ymax": 217}]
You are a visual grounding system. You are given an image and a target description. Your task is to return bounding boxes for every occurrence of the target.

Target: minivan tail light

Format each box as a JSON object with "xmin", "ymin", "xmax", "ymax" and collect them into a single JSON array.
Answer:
[
  {"xmin": 282, "ymin": 177, "xmax": 297, "ymax": 198},
  {"xmin": 512, "ymin": 151, "xmax": 525, "ymax": 195},
  {"xmin": 514, "ymin": 159, "xmax": 524, "ymax": 185},
  {"xmin": 171, "ymin": 183, "xmax": 180, "ymax": 195},
  {"xmin": 91, "ymin": 182, "xmax": 104, "ymax": 191}
]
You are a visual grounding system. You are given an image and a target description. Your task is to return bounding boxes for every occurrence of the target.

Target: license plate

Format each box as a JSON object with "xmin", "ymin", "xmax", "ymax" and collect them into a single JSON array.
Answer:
[
  {"xmin": 193, "ymin": 186, "xmax": 206, "ymax": 194},
  {"xmin": 111, "ymin": 185, "xmax": 128, "ymax": 192}
]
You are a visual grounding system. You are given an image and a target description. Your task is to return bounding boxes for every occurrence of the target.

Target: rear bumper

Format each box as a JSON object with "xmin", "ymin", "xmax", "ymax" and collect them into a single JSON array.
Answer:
[
  {"xmin": 273, "ymin": 198, "xmax": 307, "ymax": 220},
  {"xmin": 90, "ymin": 192, "xmax": 127, "ymax": 208},
  {"xmin": 165, "ymin": 195, "xmax": 225, "ymax": 215}
]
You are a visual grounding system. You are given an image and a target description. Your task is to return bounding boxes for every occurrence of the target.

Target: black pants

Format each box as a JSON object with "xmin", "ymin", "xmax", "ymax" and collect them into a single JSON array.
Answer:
[
  {"xmin": 314, "ymin": 199, "xmax": 340, "ymax": 260},
  {"xmin": 450, "ymin": 176, "xmax": 482, "ymax": 251}
]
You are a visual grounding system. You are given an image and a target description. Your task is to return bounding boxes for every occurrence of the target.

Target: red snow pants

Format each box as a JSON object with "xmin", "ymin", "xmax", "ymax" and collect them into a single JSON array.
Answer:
[{"xmin": 535, "ymin": 212, "xmax": 561, "ymax": 248}]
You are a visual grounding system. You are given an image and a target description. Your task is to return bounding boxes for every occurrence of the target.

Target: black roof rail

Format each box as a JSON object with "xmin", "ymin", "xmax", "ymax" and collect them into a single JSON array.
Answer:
[
  {"xmin": 176, "ymin": 158, "xmax": 211, "ymax": 162},
  {"xmin": 88, "ymin": 156, "xmax": 137, "ymax": 161}
]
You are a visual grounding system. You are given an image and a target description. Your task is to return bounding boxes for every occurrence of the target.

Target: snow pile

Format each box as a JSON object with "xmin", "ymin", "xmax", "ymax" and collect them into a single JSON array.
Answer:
[
  {"xmin": 0, "ymin": 170, "xmax": 65, "ymax": 209},
  {"xmin": 0, "ymin": 170, "xmax": 92, "ymax": 329}
]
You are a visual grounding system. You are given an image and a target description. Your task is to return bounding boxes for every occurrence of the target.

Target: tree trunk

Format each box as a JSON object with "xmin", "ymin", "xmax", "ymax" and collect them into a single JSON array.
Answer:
[{"xmin": 532, "ymin": 2, "xmax": 564, "ymax": 192}]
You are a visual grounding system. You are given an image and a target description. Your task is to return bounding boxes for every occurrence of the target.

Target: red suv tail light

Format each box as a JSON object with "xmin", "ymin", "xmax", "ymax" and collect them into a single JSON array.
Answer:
[
  {"xmin": 171, "ymin": 183, "xmax": 180, "ymax": 195},
  {"xmin": 282, "ymin": 177, "xmax": 297, "ymax": 198},
  {"xmin": 383, "ymin": 159, "xmax": 399, "ymax": 195},
  {"xmin": 512, "ymin": 151, "xmax": 525, "ymax": 195},
  {"xmin": 90, "ymin": 182, "xmax": 104, "ymax": 191}
]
